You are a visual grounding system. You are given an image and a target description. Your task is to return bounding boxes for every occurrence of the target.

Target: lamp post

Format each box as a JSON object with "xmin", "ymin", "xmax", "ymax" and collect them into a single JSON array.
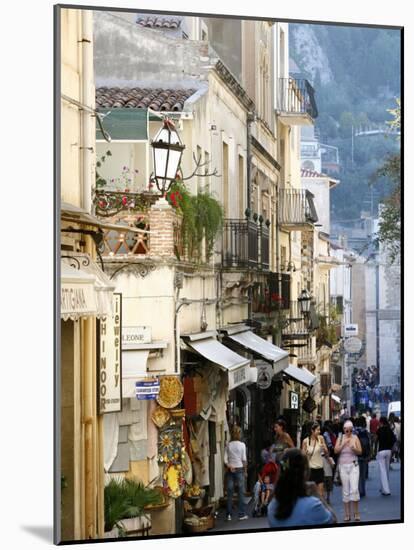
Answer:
[
  {"xmin": 151, "ymin": 118, "xmax": 185, "ymax": 196},
  {"xmin": 298, "ymin": 289, "xmax": 311, "ymax": 316}
]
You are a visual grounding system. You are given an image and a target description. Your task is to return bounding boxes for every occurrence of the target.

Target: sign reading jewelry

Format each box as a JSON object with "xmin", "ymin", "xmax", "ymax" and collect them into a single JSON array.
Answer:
[{"xmin": 97, "ymin": 293, "xmax": 122, "ymax": 413}]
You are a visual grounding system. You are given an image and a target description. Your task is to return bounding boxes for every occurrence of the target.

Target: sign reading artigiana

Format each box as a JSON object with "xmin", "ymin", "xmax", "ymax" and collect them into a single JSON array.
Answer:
[{"xmin": 97, "ymin": 293, "xmax": 122, "ymax": 414}]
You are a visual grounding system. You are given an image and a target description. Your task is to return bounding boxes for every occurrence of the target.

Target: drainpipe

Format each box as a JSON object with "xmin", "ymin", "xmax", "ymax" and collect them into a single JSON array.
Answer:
[
  {"xmin": 246, "ymin": 111, "xmax": 254, "ymax": 322},
  {"xmin": 81, "ymin": 12, "xmax": 93, "ymax": 214}
]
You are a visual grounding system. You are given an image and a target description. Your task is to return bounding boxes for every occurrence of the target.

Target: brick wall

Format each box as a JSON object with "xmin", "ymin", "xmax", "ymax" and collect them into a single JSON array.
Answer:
[{"xmin": 149, "ymin": 198, "xmax": 180, "ymax": 258}]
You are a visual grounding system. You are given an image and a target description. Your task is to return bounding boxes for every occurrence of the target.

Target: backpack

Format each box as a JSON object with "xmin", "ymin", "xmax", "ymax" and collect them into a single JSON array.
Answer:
[{"xmin": 357, "ymin": 429, "xmax": 371, "ymax": 459}]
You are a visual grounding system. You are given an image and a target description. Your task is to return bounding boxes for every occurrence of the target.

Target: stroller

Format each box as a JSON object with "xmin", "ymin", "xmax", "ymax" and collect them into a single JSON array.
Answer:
[{"xmin": 250, "ymin": 462, "xmax": 279, "ymax": 518}]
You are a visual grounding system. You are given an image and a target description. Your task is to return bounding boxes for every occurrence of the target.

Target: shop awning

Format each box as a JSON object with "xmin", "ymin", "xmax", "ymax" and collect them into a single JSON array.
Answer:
[
  {"xmin": 61, "ymin": 262, "xmax": 98, "ymax": 320},
  {"xmin": 122, "ymin": 350, "xmax": 150, "ymax": 398},
  {"xmin": 283, "ymin": 364, "xmax": 316, "ymax": 387},
  {"xmin": 225, "ymin": 328, "xmax": 289, "ymax": 374},
  {"xmin": 61, "ymin": 253, "xmax": 115, "ymax": 320},
  {"xmin": 184, "ymin": 334, "xmax": 250, "ymax": 390},
  {"xmin": 331, "ymin": 394, "xmax": 341, "ymax": 403}
]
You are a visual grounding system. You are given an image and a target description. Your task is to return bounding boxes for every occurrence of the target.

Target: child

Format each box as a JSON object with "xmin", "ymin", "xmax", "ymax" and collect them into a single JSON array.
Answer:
[{"xmin": 260, "ymin": 475, "xmax": 274, "ymax": 509}]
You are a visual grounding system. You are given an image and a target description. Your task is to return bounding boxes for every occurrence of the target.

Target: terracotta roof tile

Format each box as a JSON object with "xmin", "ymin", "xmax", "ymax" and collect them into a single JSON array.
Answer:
[
  {"xmin": 301, "ymin": 168, "xmax": 327, "ymax": 178},
  {"xmin": 96, "ymin": 87, "xmax": 196, "ymax": 112},
  {"xmin": 136, "ymin": 16, "xmax": 182, "ymax": 29}
]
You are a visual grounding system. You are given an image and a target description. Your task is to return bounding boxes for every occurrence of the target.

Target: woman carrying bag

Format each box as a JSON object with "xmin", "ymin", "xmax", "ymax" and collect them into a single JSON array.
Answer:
[
  {"xmin": 334, "ymin": 420, "xmax": 362, "ymax": 522},
  {"xmin": 302, "ymin": 422, "xmax": 330, "ymax": 498}
]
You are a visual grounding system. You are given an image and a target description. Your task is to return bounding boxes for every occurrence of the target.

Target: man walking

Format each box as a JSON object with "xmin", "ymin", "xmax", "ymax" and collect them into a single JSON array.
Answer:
[{"xmin": 369, "ymin": 413, "xmax": 380, "ymax": 459}]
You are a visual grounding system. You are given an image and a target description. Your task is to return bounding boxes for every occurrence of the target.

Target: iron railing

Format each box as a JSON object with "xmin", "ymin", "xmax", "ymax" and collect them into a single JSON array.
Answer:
[
  {"xmin": 277, "ymin": 78, "xmax": 318, "ymax": 119},
  {"xmin": 278, "ymin": 189, "xmax": 318, "ymax": 226},
  {"xmin": 222, "ymin": 218, "xmax": 270, "ymax": 270},
  {"xmin": 282, "ymin": 301, "xmax": 311, "ymax": 339}
]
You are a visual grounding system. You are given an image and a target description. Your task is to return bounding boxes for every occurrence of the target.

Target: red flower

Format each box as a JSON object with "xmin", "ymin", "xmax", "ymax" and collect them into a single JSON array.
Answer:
[
  {"xmin": 99, "ymin": 200, "xmax": 106, "ymax": 208},
  {"xmin": 122, "ymin": 196, "xmax": 128, "ymax": 206},
  {"xmin": 271, "ymin": 293, "xmax": 283, "ymax": 302}
]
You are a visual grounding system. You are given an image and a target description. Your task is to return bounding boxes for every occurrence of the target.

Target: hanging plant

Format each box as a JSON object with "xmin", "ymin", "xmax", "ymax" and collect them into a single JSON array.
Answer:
[{"xmin": 166, "ymin": 181, "xmax": 223, "ymax": 262}]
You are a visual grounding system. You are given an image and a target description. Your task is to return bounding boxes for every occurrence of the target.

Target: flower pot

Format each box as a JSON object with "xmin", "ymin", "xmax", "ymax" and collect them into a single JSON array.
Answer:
[{"xmin": 119, "ymin": 515, "xmax": 152, "ymax": 537}]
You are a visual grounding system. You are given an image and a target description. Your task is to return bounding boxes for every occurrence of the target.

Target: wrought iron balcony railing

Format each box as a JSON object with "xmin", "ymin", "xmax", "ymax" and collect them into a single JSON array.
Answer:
[
  {"xmin": 282, "ymin": 301, "xmax": 312, "ymax": 340},
  {"xmin": 94, "ymin": 189, "xmax": 158, "ymax": 218},
  {"xmin": 278, "ymin": 189, "xmax": 318, "ymax": 230},
  {"xmin": 277, "ymin": 78, "xmax": 318, "ymax": 121},
  {"xmin": 252, "ymin": 272, "xmax": 291, "ymax": 314},
  {"xmin": 222, "ymin": 218, "xmax": 270, "ymax": 270}
]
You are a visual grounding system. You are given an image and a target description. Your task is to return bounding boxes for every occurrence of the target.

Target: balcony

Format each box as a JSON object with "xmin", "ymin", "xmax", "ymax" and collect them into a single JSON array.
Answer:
[
  {"xmin": 282, "ymin": 301, "xmax": 311, "ymax": 340},
  {"xmin": 276, "ymin": 78, "xmax": 318, "ymax": 125},
  {"xmin": 296, "ymin": 337, "xmax": 317, "ymax": 365},
  {"xmin": 222, "ymin": 218, "xmax": 270, "ymax": 271},
  {"xmin": 252, "ymin": 272, "xmax": 291, "ymax": 314},
  {"xmin": 278, "ymin": 189, "xmax": 318, "ymax": 231}
]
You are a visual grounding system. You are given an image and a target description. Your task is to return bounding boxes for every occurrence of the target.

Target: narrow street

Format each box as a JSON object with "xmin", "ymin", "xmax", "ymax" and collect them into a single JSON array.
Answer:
[{"xmin": 212, "ymin": 460, "xmax": 401, "ymax": 531}]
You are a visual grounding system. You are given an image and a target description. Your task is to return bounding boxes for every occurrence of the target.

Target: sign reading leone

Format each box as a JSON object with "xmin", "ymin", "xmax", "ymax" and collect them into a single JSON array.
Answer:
[
  {"xmin": 122, "ymin": 326, "xmax": 152, "ymax": 346},
  {"xmin": 98, "ymin": 293, "xmax": 122, "ymax": 414}
]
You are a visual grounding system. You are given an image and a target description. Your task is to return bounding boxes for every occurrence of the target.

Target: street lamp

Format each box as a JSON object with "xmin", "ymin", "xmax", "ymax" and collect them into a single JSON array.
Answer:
[
  {"xmin": 298, "ymin": 289, "xmax": 312, "ymax": 315},
  {"xmin": 151, "ymin": 118, "xmax": 185, "ymax": 195}
]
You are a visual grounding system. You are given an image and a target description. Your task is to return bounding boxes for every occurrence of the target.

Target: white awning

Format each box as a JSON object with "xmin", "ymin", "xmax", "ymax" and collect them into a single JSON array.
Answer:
[
  {"xmin": 284, "ymin": 364, "xmax": 316, "ymax": 387},
  {"xmin": 226, "ymin": 329, "xmax": 289, "ymax": 374},
  {"xmin": 331, "ymin": 394, "xmax": 341, "ymax": 403},
  {"xmin": 61, "ymin": 263, "xmax": 98, "ymax": 320},
  {"xmin": 122, "ymin": 350, "xmax": 150, "ymax": 398},
  {"xmin": 185, "ymin": 336, "xmax": 250, "ymax": 390},
  {"xmin": 61, "ymin": 253, "xmax": 115, "ymax": 320}
]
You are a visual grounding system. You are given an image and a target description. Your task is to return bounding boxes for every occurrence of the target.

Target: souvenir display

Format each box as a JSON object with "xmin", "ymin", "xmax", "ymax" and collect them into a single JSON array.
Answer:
[
  {"xmin": 156, "ymin": 376, "xmax": 184, "ymax": 409},
  {"xmin": 151, "ymin": 405, "xmax": 171, "ymax": 429}
]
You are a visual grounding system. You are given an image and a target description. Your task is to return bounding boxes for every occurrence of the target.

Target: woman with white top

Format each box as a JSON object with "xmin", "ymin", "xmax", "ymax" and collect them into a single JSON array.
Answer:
[
  {"xmin": 302, "ymin": 422, "xmax": 329, "ymax": 497},
  {"xmin": 224, "ymin": 425, "xmax": 248, "ymax": 521},
  {"xmin": 334, "ymin": 420, "xmax": 362, "ymax": 522}
]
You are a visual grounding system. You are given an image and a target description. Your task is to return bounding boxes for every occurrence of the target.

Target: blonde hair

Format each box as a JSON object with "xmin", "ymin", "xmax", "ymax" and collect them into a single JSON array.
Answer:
[{"xmin": 231, "ymin": 425, "xmax": 242, "ymax": 441}]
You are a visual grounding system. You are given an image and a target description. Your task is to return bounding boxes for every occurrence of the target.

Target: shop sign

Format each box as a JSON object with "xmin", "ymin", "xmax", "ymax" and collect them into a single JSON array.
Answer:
[
  {"xmin": 256, "ymin": 363, "xmax": 273, "ymax": 390},
  {"xmin": 122, "ymin": 326, "xmax": 152, "ymax": 346},
  {"xmin": 228, "ymin": 364, "xmax": 249, "ymax": 390},
  {"xmin": 61, "ymin": 283, "xmax": 96, "ymax": 317},
  {"xmin": 97, "ymin": 293, "xmax": 122, "ymax": 414},
  {"xmin": 344, "ymin": 323, "xmax": 358, "ymax": 336},
  {"xmin": 344, "ymin": 336, "xmax": 362, "ymax": 354},
  {"xmin": 290, "ymin": 391, "xmax": 299, "ymax": 409},
  {"xmin": 135, "ymin": 379, "xmax": 160, "ymax": 400}
]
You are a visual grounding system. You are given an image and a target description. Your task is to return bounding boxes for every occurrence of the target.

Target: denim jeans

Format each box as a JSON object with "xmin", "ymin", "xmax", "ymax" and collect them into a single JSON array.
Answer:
[
  {"xmin": 226, "ymin": 469, "xmax": 246, "ymax": 517},
  {"xmin": 358, "ymin": 459, "xmax": 368, "ymax": 496}
]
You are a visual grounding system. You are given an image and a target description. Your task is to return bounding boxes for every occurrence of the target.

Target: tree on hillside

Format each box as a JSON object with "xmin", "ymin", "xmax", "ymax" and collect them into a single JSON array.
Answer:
[{"xmin": 371, "ymin": 98, "xmax": 401, "ymax": 263}]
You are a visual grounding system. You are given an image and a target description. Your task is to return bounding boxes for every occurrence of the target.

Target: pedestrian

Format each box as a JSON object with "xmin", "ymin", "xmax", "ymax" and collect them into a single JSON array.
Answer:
[
  {"xmin": 334, "ymin": 419, "xmax": 362, "ymax": 522},
  {"xmin": 224, "ymin": 425, "xmax": 249, "ymax": 521},
  {"xmin": 354, "ymin": 416, "xmax": 371, "ymax": 497},
  {"xmin": 322, "ymin": 452, "xmax": 334, "ymax": 504},
  {"xmin": 302, "ymin": 422, "xmax": 329, "ymax": 497},
  {"xmin": 392, "ymin": 417, "xmax": 401, "ymax": 463},
  {"xmin": 270, "ymin": 419, "xmax": 295, "ymax": 465},
  {"xmin": 376, "ymin": 416, "xmax": 396, "ymax": 496},
  {"xmin": 370, "ymin": 413, "xmax": 380, "ymax": 458},
  {"xmin": 260, "ymin": 440, "xmax": 272, "ymax": 465},
  {"xmin": 267, "ymin": 448, "xmax": 336, "ymax": 527}
]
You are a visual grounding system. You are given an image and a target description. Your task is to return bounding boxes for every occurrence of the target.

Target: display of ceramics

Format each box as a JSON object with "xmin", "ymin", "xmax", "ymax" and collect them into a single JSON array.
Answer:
[
  {"xmin": 156, "ymin": 376, "xmax": 184, "ymax": 409},
  {"xmin": 163, "ymin": 463, "xmax": 185, "ymax": 498},
  {"xmin": 181, "ymin": 450, "xmax": 193, "ymax": 486},
  {"xmin": 151, "ymin": 405, "xmax": 171, "ymax": 428}
]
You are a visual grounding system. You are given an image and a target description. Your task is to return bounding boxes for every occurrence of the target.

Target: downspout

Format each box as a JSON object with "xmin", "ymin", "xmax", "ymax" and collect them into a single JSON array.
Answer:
[
  {"xmin": 246, "ymin": 111, "xmax": 254, "ymax": 322},
  {"xmin": 81, "ymin": 13, "xmax": 93, "ymax": 214}
]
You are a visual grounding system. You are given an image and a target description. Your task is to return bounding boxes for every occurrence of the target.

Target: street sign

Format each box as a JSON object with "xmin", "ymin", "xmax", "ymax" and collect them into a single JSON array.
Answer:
[
  {"xmin": 136, "ymin": 379, "xmax": 160, "ymax": 400},
  {"xmin": 290, "ymin": 391, "xmax": 299, "ymax": 409},
  {"xmin": 344, "ymin": 336, "xmax": 362, "ymax": 354}
]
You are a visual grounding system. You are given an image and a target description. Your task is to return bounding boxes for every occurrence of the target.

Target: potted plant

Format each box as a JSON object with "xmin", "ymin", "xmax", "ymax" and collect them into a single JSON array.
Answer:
[{"xmin": 104, "ymin": 477, "xmax": 164, "ymax": 538}]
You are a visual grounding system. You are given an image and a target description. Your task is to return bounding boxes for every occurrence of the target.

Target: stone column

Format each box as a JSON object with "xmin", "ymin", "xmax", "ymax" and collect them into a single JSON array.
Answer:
[{"xmin": 149, "ymin": 196, "xmax": 180, "ymax": 259}]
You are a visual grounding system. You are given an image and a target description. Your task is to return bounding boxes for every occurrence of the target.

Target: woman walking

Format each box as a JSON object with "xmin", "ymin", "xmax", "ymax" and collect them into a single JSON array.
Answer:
[
  {"xmin": 334, "ymin": 420, "xmax": 362, "ymax": 522},
  {"xmin": 270, "ymin": 419, "xmax": 295, "ymax": 465},
  {"xmin": 224, "ymin": 426, "xmax": 249, "ymax": 521},
  {"xmin": 267, "ymin": 448, "xmax": 336, "ymax": 527},
  {"xmin": 377, "ymin": 416, "xmax": 396, "ymax": 496},
  {"xmin": 302, "ymin": 422, "xmax": 329, "ymax": 497}
]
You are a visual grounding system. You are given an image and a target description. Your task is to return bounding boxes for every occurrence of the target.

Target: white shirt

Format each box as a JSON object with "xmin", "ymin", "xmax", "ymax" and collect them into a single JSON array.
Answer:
[{"xmin": 224, "ymin": 440, "xmax": 247, "ymax": 468}]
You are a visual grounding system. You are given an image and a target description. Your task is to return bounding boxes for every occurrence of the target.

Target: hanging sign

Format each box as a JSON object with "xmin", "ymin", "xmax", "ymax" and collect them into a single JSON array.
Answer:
[
  {"xmin": 97, "ymin": 293, "xmax": 122, "ymax": 414},
  {"xmin": 136, "ymin": 379, "xmax": 160, "ymax": 400},
  {"xmin": 344, "ymin": 336, "xmax": 362, "ymax": 354},
  {"xmin": 256, "ymin": 362, "xmax": 273, "ymax": 390},
  {"xmin": 344, "ymin": 324, "xmax": 358, "ymax": 337},
  {"xmin": 228, "ymin": 364, "xmax": 249, "ymax": 390},
  {"xmin": 290, "ymin": 391, "xmax": 299, "ymax": 409}
]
